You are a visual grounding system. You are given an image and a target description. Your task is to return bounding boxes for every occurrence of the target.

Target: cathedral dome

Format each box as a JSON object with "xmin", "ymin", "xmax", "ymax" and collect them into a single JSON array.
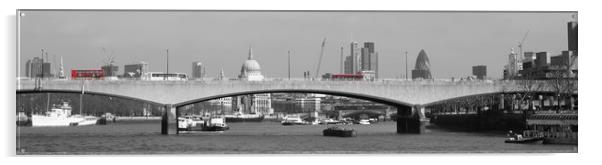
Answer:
[
  {"xmin": 242, "ymin": 59, "xmax": 261, "ymax": 72},
  {"xmin": 239, "ymin": 46, "xmax": 264, "ymax": 81}
]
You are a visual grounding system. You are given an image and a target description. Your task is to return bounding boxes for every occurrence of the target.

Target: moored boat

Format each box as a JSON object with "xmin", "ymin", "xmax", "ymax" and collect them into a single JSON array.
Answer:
[
  {"xmin": 504, "ymin": 137, "xmax": 544, "ymax": 144},
  {"xmin": 225, "ymin": 113, "xmax": 264, "ymax": 122},
  {"xmin": 281, "ymin": 115, "xmax": 304, "ymax": 125},
  {"xmin": 323, "ymin": 126, "xmax": 357, "ymax": 137},
  {"xmin": 31, "ymin": 102, "xmax": 98, "ymax": 127},
  {"xmin": 201, "ymin": 116, "xmax": 230, "ymax": 131}
]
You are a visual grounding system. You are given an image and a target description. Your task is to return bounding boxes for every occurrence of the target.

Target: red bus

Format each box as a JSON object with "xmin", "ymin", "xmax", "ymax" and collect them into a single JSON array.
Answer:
[
  {"xmin": 331, "ymin": 74, "xmax": 363, "ymax": 80},
  {"xmin": 71, "ymin": 69, "xmax": 105, "ymax": 80}
]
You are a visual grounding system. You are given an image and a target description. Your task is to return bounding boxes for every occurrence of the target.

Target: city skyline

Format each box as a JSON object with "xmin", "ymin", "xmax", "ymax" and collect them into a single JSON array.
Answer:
[{"xmin": 18, "ymin": 11, "xmax": 575, "ymax": 79}]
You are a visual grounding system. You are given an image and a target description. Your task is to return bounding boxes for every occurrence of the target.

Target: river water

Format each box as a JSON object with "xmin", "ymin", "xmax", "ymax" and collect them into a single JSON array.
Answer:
[{"xmin": 16, "ymin": 121, "xmax": 577, "ymax": 154}]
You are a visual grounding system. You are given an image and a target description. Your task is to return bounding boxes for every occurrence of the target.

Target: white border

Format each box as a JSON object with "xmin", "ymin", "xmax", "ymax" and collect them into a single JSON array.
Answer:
[{"xmin": 2, "ymin": 0, "xmax": 600, "ymax": 165}]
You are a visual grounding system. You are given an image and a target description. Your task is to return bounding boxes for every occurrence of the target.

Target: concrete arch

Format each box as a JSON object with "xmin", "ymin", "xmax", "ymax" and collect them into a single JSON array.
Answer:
[
  {"xmin": 173, "ymin": 89, "xmax": 415, "ymax": 109},
  {"xmin": 16, "ymin": 89, "xmax": 164, "ymax": 107}
]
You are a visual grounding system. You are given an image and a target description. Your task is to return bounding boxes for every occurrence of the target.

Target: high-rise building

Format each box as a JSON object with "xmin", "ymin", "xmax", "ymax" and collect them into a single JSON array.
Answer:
[
  {"xmin": 535, "ymin": 52, "xmax": 551, "ymax": 68},
  {"xmin": 350, "ymin": 42, "xmax": 361, "ymax": 74},
  {"xmin": 505, "ymin": 48, "xmax": 521, "ymax": 79},
  {"xmin": 567, "ymin": 17, "xmax": 578, "ymax": 54},
  {"xmin": 192, "ymin": 61, "xmax": 205, "ymax": 80},
  {"xmin": 344, "ymin": 55, "xmax": 353, "ymax": 74},
  {"xmin": 472, "ymin": 65, "xmax": 487, "ymax": 80},
  {"xmin": 123, "ymin": 62, "xmax": 148, "ymax": 79},
  {"xmin": 25, "ymin": 57, "xmax": 52, "ymax": 78},
  {"xmin": 411, "ymin": 49, "xmax": 433, "ymax": 80}
]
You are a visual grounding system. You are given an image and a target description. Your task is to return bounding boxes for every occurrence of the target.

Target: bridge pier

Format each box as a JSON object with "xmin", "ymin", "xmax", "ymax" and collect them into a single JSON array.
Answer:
[
  {"xmin": 161, "ymin": 104, "xmax": 178, "ymax": 135},
  {"xmin": 396, "ymin": 105, "xmax": 425, "ymax": 134}
]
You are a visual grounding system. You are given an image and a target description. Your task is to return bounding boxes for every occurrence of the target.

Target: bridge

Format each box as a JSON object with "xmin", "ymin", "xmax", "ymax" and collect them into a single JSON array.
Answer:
[{"xmin": 17, "ymin": 79, "xmax": 555, "ymax": 134}]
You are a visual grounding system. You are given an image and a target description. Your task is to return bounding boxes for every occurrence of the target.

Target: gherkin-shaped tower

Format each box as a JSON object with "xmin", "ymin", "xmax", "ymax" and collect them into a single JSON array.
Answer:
[{"xmin": 411, "ymin": 49, "xmax": 433, "ymax": 79}]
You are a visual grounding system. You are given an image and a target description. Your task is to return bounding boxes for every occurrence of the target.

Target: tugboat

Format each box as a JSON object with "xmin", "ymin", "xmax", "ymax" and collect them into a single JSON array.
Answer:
[{"xmin": 323, "ymin": 126, "xmax": 357, "ymax": 137}]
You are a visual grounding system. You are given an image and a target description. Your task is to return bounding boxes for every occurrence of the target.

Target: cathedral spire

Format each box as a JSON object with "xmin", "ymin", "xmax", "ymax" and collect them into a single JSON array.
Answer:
[{"xmin": 248, "ymin": 45, "xmax": 254, "ymax": 60}]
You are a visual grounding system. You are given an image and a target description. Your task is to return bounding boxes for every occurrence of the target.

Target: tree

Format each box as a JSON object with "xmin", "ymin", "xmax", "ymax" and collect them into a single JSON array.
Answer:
[{"xmin": 548, "ymin": 53, "xmax": 578, "ymax": 112}]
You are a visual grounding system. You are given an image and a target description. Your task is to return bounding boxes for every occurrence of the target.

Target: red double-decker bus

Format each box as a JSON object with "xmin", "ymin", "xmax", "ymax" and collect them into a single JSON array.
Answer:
[{"xmin": 71, "ymin": 69, "xmax": 105, "ymax": 80}]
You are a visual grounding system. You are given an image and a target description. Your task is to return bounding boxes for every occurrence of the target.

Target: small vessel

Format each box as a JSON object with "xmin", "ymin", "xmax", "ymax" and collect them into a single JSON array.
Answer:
[
  {"xmin": 323, "ymin": 127, "xmax": 357, "ymax": 137},
  {"xmin": 358, "ymin": 119, "xmax": 371, "ymax": 125},
  {"xmin": 178, "ymin": 116, "xmax": 205, "ymax": 131},
  {"xmin": 225, "ymin": 113, "xmax": 264, "ymax": 122},
  {"xmin": 31, "ymin": 102, "xmax": 98, "ymax": 127},
  {"xmin": 281, "ymin": 115, "xmax": 304, "ymax": 126},
  {"xmin": 202, "ymin": 116, "xmax": 230, "ymax": 131},
  {"xmin": 505, "ymin": 137, "xmax": 544, "ymax": 144}
]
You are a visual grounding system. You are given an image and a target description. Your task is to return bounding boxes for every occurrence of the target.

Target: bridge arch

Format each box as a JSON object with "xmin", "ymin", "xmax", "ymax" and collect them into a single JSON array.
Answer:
[{"xmin": 174, "ymin": 89, "xmax": 414, "ymax": 109}]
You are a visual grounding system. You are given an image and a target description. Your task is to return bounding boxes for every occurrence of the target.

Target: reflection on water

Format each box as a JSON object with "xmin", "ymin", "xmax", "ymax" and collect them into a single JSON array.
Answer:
[{"xmin": 16, "ymin": 121, "xmax": 576, "ymax": 154}]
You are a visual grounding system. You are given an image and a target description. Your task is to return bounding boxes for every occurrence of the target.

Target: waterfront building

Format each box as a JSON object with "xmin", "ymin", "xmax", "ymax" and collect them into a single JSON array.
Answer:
[
  {"xmin": 238, "ymin": 46, "xmax": 265, "ymax": 81},
  {"xmin": 472, "ymin": 65, "xmax": 487, "ymax": 80},
  {"xmin": 192, "ymin": 61, "xmax": 205, "ymax": 80},
  {"xmin": 208, "ymin": 97, "xmax": 232, "ymax": 106},
  {"xmin": 519, "ymin": 51, "xmax": 577, "ymax": 79},
  {"xmin": 411, "ymin": 49, "xmax": 433, "ymax": 80},
  {"xmin": 123, "ymin": 62, "xmax": 148, "ymax": 79}
]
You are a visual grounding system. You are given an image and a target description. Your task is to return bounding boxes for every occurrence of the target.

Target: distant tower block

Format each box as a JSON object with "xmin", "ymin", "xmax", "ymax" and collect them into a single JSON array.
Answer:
[
  {"xmin": 411, "ymin": 49, "xmax": 433, "ymax": 80},
  {"xmin": 567, "ymin": 14, "xmax": 578, "ymax": 55}
]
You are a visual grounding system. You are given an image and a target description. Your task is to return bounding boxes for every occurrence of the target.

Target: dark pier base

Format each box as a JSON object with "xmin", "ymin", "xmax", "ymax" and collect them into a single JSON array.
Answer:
[
  {"xmin": 396, "ymin": 117, "xmax": 425, "ymax": 134},
  {"xmin": 161, "ymin": 104, "xmax": 178, "ymax": 135}
]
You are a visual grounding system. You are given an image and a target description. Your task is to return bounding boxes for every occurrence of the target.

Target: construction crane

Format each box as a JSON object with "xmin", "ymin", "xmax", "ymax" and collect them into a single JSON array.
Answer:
[
  {"xmin": 314, "ymin": 38, "xmax": 327, "ymax": 79},
  {"xmin": 517, "ymin": 30, "xmax": 529, "ymax": 60}
]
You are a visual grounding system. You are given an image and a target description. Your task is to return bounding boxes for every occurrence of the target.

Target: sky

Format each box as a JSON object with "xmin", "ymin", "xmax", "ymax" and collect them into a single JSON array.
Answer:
[{"xmin": 18, "ymin": 10, "xmax": 575, "ymax": 79}]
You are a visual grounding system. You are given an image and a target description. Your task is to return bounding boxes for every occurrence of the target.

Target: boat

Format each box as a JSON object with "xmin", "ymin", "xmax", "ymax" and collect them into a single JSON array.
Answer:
[
  {"xmin": 281, "ymin": 115, "xmax": 304, "ymax": 126},
  {"xmin": 31, "ymin": 102, "xmax": 98, "ymax": 127},
  {"xmin": 201, "ymin": 116, "xmax": 230, "ymax": 131},
  {"xmin": 323, "ymin": 126, "xmax": 357, "ymax": 137},
  {"xmin": 358, "ymin": 119, "xmax": 371, "ymax": 125},
  {"xmin": 504, "ymin": 137, "xmax": 544, "ymax": 144},
  {"xmin": 225, "ymin": 113, "xmax": 264, "ymax": 122}
]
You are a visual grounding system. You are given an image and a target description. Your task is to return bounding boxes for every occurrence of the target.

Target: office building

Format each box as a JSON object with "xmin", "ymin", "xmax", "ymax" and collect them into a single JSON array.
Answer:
[
  {"xmin": 192, "ymin": 61, "xmax": 205, "ymax": 80},
  {"xmin": 101, "ymin": 64, "xmax": 119, "ymax": 77},
  {"xmin": 472, "ymin": 65, "xmax": 487, "ymax": 80},
  {"xmin": 123, "ymin": 62, "xmax": 148, "ymax": 79},
  {"xmin": 350, "ymin": 42, "xmax": 361, "ymax": 74},
  {"xmin": 25, "ymin": 57, "xmax": 52, "ymax": 78}
]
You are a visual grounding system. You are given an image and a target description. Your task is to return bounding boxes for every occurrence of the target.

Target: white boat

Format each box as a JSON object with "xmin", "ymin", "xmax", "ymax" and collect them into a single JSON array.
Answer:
[
  {"xmin": 31, "ymin": 102, "xmax": 98, "ymax": 127},
  {"xmin": 358, "ymin": 119, "xmax": 371, "ymax": 125},
  {"xmin": 281, "ymin": 115, "xmax": 305, "ymax": 125}
]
